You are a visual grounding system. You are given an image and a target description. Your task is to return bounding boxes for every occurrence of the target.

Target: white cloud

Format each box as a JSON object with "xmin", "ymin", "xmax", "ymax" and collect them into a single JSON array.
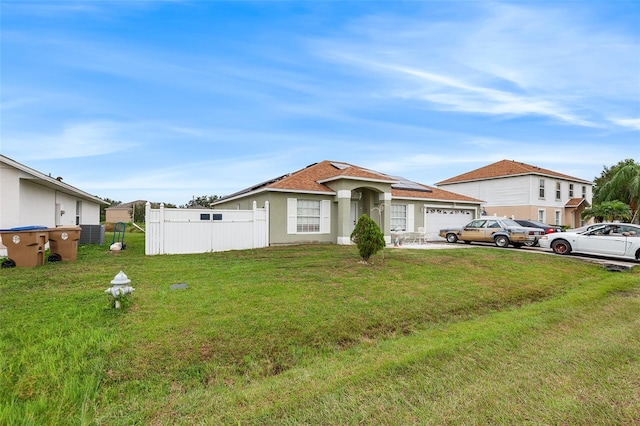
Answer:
[
  {"xmin": 313, "ymin": 2, "xmax": 639, "ymax": 129},
  {"xmin": 384, "ymin": 65, "xmax": 597, "ymax": 127},
  {"xmin": 2, "ymin": 121, "xmax": 136, "ymax": 161},
  {"xmin": 609, "ymin": 118, "xmax": 640, "ymax": 131}
]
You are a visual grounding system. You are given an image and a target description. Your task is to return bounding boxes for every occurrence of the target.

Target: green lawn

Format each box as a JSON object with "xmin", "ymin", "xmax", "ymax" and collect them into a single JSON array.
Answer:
[{"xmin": 1, "ymin": 233, "xmax": 639, "ymax": 425}]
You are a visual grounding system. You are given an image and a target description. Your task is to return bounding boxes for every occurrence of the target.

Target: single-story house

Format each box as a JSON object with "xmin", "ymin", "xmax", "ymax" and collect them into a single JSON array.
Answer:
[
  {"xmin": 105, "ymin": 200, "xmax": 148, "ymax": 223},
  {"xmin": 0, "ymin": 154, "xmax": 107, "ymax": 255},
  {"xmin": 211, "ymin": 160, "xmax": 483, "ymax": 245},
  {"xmin": 435, "ymin": 159, "xmax": 593, "ymax": 228}
]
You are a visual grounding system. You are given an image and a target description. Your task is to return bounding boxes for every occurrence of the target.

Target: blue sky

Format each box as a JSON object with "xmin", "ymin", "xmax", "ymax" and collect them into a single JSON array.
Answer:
[{"xmin": 2, "ymin": 0, "xmax": 639, "ymax": 205}]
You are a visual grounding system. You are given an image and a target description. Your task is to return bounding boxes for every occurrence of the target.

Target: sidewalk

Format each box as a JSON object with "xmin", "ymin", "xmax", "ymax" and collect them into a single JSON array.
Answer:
[{"xmin": 389, "ymin": 240, "xmax": 478, "ymax": 250}]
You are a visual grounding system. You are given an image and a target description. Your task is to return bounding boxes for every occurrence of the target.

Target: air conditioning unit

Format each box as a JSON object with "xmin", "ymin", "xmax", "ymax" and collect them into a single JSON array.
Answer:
[{"xmin": 79, "ymin": 224, "xmax": 105, "ymax": 245}]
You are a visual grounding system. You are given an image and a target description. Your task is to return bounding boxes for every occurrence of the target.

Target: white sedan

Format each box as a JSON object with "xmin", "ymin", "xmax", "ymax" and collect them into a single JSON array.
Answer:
[{"xmin": 539, "ymin": 223, "xmax": 640, "ymax": 261}]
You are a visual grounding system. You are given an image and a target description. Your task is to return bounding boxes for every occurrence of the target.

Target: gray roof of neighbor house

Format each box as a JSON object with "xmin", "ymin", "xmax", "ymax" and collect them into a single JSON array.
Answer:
[
  {"xmin": 214, "ymin": 160, "xmax": 483, "ymax": 204},
  {"xmin": 1, "ymin": 154, "xmax": 108, "ymax": 205},
  {"xmin": 105, "ymin": 200, "xmax": 149, "ymax": 210},
  {"xmin": 436, "ymin": 159, "xmax": 593, "ymax": 185}
]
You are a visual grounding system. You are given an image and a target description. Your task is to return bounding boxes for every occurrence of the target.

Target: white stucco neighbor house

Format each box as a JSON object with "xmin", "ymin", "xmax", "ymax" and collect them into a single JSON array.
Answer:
[
  {"xmin": 435, "ymin": 159, "xmax": 593, "ymax": 228},
  {"xmin": 211, "ymin": 160, "xmax": 484, "ymax": 245},
  {"xmin": 0, "ymin": 155, "xmax": 108, "ymax": 256}
]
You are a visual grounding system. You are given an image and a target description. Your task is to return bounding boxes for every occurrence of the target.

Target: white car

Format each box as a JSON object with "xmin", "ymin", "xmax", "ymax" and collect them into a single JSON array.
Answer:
[{"xmin": 539, "ymin": 223, "xmax": 640, "ymax": 261}]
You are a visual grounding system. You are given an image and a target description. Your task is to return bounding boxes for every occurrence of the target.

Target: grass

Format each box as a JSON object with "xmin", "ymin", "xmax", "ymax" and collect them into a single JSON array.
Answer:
[{"xmin": 1, "ymin": 233, "xmax": 639, "ymax": 425}]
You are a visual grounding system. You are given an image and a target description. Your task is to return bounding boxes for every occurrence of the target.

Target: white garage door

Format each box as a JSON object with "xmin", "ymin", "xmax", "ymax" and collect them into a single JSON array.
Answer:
[{"xmin": 424, "ymin": 208, "xmax": 475, "ymax": 240}]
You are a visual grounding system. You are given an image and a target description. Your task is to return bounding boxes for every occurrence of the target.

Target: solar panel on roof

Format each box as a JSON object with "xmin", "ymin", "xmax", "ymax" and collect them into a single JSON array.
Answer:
[
  {"xmin": 390, "ymin": 176, "xmax": 432, "ymax": 192},
  {"xmin": 330, "ymin": 162, "xmax": 351, "ymax": 170}
]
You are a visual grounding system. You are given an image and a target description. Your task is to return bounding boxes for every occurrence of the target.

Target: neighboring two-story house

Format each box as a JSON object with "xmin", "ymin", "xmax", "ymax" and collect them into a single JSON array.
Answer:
[{"xmin": 435, "ymin": 160, "xmax": 593, "ymax": 228}]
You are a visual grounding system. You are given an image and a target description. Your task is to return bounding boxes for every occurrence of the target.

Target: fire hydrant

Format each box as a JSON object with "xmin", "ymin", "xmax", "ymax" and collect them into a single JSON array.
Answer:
[{"xmin": 105, "ymin": 271, "xmax": 135, "ymax": 308}]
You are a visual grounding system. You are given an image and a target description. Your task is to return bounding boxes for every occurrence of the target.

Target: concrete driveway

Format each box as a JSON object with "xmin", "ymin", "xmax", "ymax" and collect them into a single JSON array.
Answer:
[{"xmin": 396, "ymin": 240, "xmax": 638, "ymax": 270}]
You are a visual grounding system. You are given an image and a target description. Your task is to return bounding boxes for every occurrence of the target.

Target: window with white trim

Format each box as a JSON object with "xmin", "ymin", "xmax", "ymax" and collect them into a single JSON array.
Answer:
[
  {"xmin": 569, "ymin": 184, "xmax": 574, "ymax": 197},
  {"xmin": 296, "ymin": 199, "xmax": 321, "ymax": 232},
  {"xmin": 555, "ymin": 210, "xmax": 561, "ymax": 225},
  {"xmin": 582, "ymin": 186, "xmax": 586, "ymax": 198},
  {"xmin": 287, "ymin": 198, "xmax": 331, "ymax": 234},
  {"xmin": 390, "ymin": 204, "xmax": 407, "ymax": 231},
  {"xmin": 555, "ymin": 182, "xmax": 561, "ymax": 200},
  {"xmin": 538, "ymin": 209, "xmax": 545, "ymax": 223},
  {"xmin": 539, "ymin": 179, "xmax": 545, "ymax": 198}
]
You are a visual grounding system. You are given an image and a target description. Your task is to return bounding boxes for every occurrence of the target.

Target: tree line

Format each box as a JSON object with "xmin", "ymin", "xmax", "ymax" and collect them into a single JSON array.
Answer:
[{"xmin": 585, "ymin": 158, "xmax": 639, "ymax": 223}]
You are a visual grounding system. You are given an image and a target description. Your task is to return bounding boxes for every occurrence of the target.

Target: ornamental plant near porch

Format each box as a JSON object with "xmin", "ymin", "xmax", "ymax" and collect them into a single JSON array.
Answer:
[{"xmin": 350, "ymin": 214, "xmax": 386, "ymax": 262}]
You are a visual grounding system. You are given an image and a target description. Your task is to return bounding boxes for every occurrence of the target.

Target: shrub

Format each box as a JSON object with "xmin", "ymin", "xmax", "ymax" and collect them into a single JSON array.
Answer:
[{"xmin": 350, "ymin": 214, "xmax": 386, "ymax": 262}]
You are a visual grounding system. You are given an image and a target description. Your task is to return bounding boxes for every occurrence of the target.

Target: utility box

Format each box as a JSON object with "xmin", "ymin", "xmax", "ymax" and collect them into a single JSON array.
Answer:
[
  {"xmin": 48, "ymin": 226, "xmax": 82, "ymax": 262},
  {"xmin": 0, "ymin": 226, "xmax": 49, "ymax": 268},
  {"xmin": 79, "ymin": 224, "xmax": 105, "ymax": 245}
]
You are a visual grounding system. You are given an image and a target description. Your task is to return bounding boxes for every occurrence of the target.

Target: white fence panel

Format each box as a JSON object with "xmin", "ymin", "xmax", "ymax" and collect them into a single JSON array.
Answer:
[{"xmin": 145, "ymin": 201, "xmax": 269, "ymax": 255}]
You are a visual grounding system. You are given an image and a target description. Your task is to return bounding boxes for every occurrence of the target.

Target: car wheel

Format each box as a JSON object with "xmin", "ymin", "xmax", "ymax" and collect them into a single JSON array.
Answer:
[
  {"xmin": 446, "ymin": 233, "xmax": 458, "ymax": 243},
  {"xmin": 551, "ymin": 239, "xmax": 572, "ymax": 255},
  {"xmin": 494, "ymin": 235, "xmax": 509, "ymax": 248},
  {"xmin": 524, "ymin": 240, "xmax": 537, "ymax": 247}
]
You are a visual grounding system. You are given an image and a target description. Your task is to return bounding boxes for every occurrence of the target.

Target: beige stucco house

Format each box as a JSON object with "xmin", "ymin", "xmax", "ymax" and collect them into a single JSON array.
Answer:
[
  {"xmin": 105, "ymin": 200, "xmax": 148, "ymax": 223},
  {"xmin": 211, "ymin": 160, "xmax": 483, "ymax": 245},
  {"xmin": 435, "ymin": 160, "xmax": 593, "ymax": 228}
]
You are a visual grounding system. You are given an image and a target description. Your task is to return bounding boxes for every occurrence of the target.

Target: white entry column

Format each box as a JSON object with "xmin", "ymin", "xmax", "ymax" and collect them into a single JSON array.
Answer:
[{"xmin": 336, "ymin": 190, "xmax": 353, "ymax": 245}]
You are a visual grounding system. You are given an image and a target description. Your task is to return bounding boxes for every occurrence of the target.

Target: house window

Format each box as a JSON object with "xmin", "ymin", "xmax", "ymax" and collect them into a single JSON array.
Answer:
[
  {"xmin": 569, "ymin": 184, "xmax": 574, "ymax": 197},
  {"xmin": 555, "ymin": 182, "xmax": 561, "ymax": 200},
  {"xmin": 297, "ymin": 199, "xmax": 321, "ymax": 233},
  {"xmin": 582, "ymin": 186, "xmax": 586, "ymax": 198},
  {"xmin": 555, "ymin": 210, "xmax": 561, "ymax": 225},
  {"xmin": 287, "ymin": 198, "xmax": 331, "ymax": 234},
  {"xmin": 539, "ymin": 179, "xmax": 545, "ymax": 198},
  {"xmin": 538, "ymin": 209, "xmax": 546, "ymax": 223},
  {"xmin": 390, "ymin": 204, "xmax": 407, "ymax": 231}
]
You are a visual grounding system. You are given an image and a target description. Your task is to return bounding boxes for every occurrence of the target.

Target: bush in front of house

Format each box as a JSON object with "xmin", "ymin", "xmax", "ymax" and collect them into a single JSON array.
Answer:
[{"xmin": 350, "ymin": 214, "xmax": 386, "ymax": 262}]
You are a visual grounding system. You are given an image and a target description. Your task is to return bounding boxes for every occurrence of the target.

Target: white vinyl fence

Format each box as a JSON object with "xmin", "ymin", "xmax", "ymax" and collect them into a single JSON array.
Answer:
[{"xmin": 145, "ymin": 201, "xmax": 269, "ymax": 255}]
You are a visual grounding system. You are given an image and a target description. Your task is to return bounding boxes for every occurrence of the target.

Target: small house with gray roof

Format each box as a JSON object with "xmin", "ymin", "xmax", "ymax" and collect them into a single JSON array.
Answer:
[{"xmin": 0, "ymin": 154, "xmax": 107, "ymax": 256}]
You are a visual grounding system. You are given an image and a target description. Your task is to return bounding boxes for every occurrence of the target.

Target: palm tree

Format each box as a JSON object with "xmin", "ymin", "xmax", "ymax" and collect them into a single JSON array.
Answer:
[
  {"xmin": 594, "ymin": 161, "xmax": 640, "ymax": 223},
  {"xmin": 581, "ymin": 200, "xmax": 632, "ymax": 223}
]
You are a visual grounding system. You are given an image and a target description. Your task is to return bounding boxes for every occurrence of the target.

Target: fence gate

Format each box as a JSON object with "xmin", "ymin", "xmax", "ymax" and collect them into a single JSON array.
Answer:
[{"xmin": 145, "ymin": 201, "xmax": 269, "ymax": 255}]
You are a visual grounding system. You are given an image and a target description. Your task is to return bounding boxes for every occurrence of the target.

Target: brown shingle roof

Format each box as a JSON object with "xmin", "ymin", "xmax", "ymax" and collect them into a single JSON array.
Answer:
[
  {"xmin": 436, "ymin": 160, "xmax": 592, "ymax": 185},
  {"xmin": 216, "ymin": 160, "xmax": 483, "ymax": 204},
  {"xmin": 392, "ymin": 184, "xmax": 483, "ymax": 202},
  {"xmin": 267, "ymin": 161, "xmax": 396, "ymax": 192},
  {"xmin": 565, "ymin": 198, "xmax": 590, "ymax": 208}
]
